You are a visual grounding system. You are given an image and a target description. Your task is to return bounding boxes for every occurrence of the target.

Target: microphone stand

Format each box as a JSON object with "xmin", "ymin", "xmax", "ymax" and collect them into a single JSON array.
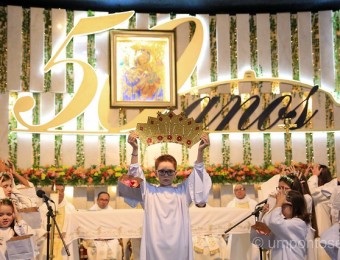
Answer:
[
  {"xmin": 224, "ymin": 205, "xmax": 264, "ymax": 260},
  {"xmin": 42, "ymin": 198, "xmax": 71, "ymax": 260}
]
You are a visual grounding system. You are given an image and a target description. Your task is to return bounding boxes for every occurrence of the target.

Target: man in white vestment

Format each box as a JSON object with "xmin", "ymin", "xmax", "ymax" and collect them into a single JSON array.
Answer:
[
  {"xmin": 320, "ymin": 177, "xmax": 340, "ymax": 260},
  {"xmin": 83, "ymin": 192, "xmax": 123, "ymax": 260},
  {"xmin": 226, "ymin": 184, "xmax": 258, "ymax": 209},
  {"xmin": 38, "ymin": 184, "xmax": 78, "ymax": 260},
  {"xmin": 226, "ymin": 184, "xmax": 258, "ymax": 260}
]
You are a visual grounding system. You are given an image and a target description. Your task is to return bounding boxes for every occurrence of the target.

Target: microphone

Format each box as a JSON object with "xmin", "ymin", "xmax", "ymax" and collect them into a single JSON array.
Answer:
[
  {"xmin": 36, "ymin": 190, "xmax": 55, "ymax": 203},
  {"xmin": 256, "ymin": 198, "xmax": 268, "ymax": 206}
]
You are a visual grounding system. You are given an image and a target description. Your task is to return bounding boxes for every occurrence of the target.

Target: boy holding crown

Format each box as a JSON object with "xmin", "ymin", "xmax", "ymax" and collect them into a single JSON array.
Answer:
[{"xmin": 125, "ymin": 130, "xmax": 212, "ymax": 260}]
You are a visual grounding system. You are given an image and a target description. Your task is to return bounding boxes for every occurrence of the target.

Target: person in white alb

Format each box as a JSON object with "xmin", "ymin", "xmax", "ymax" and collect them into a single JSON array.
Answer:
[
  {"xmin": 226, "ymin": 184, "xmax": 258, "ymax": 260},
  {"xmin": 83, "ymin": 192, "xmax": 123, "ymax": 260}
]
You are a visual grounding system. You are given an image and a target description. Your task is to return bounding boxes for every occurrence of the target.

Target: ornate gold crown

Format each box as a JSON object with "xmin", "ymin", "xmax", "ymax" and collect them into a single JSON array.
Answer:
[{"xmin": 136, "ymin": 111, "xmax": 203, "ymax": 148}]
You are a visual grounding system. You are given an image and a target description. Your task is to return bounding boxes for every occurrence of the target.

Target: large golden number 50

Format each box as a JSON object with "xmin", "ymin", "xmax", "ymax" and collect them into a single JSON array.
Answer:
[{"xmin": 13, "ymin": 12, "xmax": 204, "ymax": 133}]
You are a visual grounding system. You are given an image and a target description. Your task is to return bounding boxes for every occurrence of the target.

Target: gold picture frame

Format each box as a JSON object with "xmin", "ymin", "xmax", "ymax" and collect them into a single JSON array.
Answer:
[{"xmin": 110, "ymin": 29, "xmax": 177, "ymax": 108}]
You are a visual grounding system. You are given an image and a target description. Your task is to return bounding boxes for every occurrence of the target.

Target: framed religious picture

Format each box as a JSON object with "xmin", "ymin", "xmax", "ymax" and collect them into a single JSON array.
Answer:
[{"xmin": 110, "ymin": 29, "xmax": 177, "ymax": 108}]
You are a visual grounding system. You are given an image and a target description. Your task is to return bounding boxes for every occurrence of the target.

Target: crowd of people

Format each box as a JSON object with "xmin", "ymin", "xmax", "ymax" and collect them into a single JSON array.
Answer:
[{"xmin": 0, "ymin": 131, "xmax": 338, "ymax": 260}]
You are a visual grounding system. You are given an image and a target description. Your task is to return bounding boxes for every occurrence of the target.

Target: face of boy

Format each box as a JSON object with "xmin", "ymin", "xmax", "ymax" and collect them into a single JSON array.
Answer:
[
  {"xmin": 0, "ymin": 205, "xmax": 14, "ymax": 228},
  {"xmin": 156, "ymin": 161, "xmax": 176, "ymax": 187}
]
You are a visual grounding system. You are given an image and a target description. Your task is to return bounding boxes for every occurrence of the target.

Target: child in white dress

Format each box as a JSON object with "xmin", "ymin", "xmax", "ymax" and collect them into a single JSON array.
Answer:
[
  {"xmin": 0, "ymin": 198, "xmax": 34, "ymax": 259},
  {"xmin": 266, "ymin": 190, "xmax": 309, "ymax": 260}
]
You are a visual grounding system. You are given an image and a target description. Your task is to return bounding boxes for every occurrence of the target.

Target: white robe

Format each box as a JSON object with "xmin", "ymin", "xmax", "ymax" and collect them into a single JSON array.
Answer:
[
  {"xmin": 38, "ymin": 198, "xmax": 77, "ymax": 260},
  {"xmin": 267, "ymin": 207, "xmax": 308, "ymax": 260},
  {"xmin": 226, "ymin": 195, "xmax": 258, "ymax": 210},
  {"xmin": 307, "ymin": 175, "xmax": 333, "ymax": 234},
  {"xmin": 125, "ymin": 162, "xmax": 211, "ymax": 260},
  {"xmin": 226, "ymin": 195, "xmax": 258, "ymax": 260}
]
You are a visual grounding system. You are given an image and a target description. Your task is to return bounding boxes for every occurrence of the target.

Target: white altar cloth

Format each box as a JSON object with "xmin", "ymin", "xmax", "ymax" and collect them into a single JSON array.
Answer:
[{"xmin": 63, "ymin": 207, "xmax": 254, "ymax": 245}]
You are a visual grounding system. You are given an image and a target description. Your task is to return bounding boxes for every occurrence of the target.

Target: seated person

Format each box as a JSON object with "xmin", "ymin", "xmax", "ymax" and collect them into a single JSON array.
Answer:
[
  {"xmin": 83, "ymin": 192, "xmax": 123, "ymax": 260},
  {"xmin": 226, "ymin": 184, "xmax": 258, "ymax": 209},
  {"xmin": 226, "ymin": 184, "xmax": 258, "ymax": 260},
  {"xmin": 38, "ymin": 184, "xmax": 78, "ymax": 260}
]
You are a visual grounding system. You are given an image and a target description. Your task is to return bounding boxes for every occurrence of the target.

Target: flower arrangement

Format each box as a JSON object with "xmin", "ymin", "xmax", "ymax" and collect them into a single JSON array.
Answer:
[{"xmin": 16, "ymin": 162, "xmax": 309, "ymax": 187}]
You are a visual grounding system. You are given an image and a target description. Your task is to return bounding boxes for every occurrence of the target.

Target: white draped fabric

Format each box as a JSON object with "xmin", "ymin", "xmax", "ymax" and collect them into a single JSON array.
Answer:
[{"xmin": 63, "ymin": 207, "xmax": 253, "ymax": 244}]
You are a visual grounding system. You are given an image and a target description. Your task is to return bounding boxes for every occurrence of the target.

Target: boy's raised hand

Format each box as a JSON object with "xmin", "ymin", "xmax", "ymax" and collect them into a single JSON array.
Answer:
[
  {"xmin": 128, "ymin": 131, "xmax": 139, "ymax": 149},
  {"xmin": 198, "ymin": 133, "xmax": 210, "ymax": 151}
]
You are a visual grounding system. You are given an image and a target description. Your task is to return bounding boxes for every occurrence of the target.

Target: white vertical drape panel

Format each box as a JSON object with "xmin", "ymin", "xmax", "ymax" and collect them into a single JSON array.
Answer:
[
  {"xmin": 7, "ymin": 6, "xmax": 22, "ymax": 91},
  {"xmin": 236, "ymin": 14, "xmax": 251, "ymax": 77},
  {"xmin": 136, "ymin": 13, "xmax": 149, "ymax": 29},
  {"xmin": 39, "ymin": 134, "xmax": 55, "ymax": 165},
  {"xmin": 39, "ymin": 92, "xmax": 55, "ymax": 165},
  {"xmin": 318, "ymin": 11, "xmax": 336, "ymax": 94},
  {"xmin": 291, "ymin": 132, "xmax": 307, "ymax": 163},
  {"xmin": 256, "ymin": 14, "xmax": 271, "ymax": 77},
  {"xmin": 84, "ymin": 136, "xmax": 100, "ymax": 167},
  {"xmin": 312, "ymin": 131, "xmax": 328, "ymax": 165},
  {"xmin": 17, "ymin": 133, "xmax": 33, "ymax": 168},
  {"xmin": 60, "ymin": 11, "xmax": 87, "ymax": 166},
  {"xmin": 29, "ymin": 7, "xmax": 44, "ymax": 92},
  {"xmin": 216, "ymin": 14, "xmax": 230, "ymax": 81},
  {"xmin": 0, "ymin": 94, "xmax": 9, "ymax": 159},
  {"xmin": 335, "ymin": 132, "xmax": 340, "ymax": 177},
  {"xmin": 51, "ymin": 8, "xmax": 67, "ymax": 93},
  {"xmin": 145, "ymin": 143, "xmax": 162, "ymax": 167},
  {"xmin": 156, "ymin": 13, "xmax": 171, "ymax": 25},
  {"xmin": 61, "ymin": 94, "xmax": 76, "ymax": 165},
  {"xmin": 83, "ymin": 12, "xmax": 110, "ymax": 167},
  {"xmin": 196, "ymin": 14, "xmax": 211, "ymax": 86},
  {"xmin": 167, "ymin": 142, "xmax": 183, "ymax": 166},
  {"xmin": 16, "ymin": 92, "xmax": 33, "ymax": 168},
  {"xmin": 250, "ymin": 133, "xmax": 264, "ymax": 165},
  {"xmin": 105, "ymin": 135, "xmax": 121, "ymax": 165},
  {"xmin": 277, "ymin": 13, "xmax": 292, "ymax": 79},
  {"xmin": 270, "ymin": 132, "xmax": 285, "ymax": 163},
  {"xmin": 208, "ymin": 133, "xmax": 223, "ymax": 165},
  {"xmin": 174, "ymin": 13, "xmax": 192, "ymax": 94},
  {"xmin": 229, "ymin": 133, "xmax": 244, "ymax": 164},
  {"xmin": 313, "ymin": 132, "xmax": 328, "ymax": 165},
  {"xmin": 297, "ymin": 12, "xmax": 313, "ymax": 85}
]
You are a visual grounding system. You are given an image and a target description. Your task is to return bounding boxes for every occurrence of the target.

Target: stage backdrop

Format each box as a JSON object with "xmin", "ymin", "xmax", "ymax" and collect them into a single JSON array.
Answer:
[{"xmin": 0, "ymin": 6, "xmax": 339, "ymax": 178}]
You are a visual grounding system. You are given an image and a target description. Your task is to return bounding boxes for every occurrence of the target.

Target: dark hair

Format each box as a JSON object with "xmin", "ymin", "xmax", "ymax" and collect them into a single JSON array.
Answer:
[
  {"xmin": 155, "ymin": 154, "xmax": 177, "ymax": 170},
  {"xmin": 298, "ymin": 174, "xmax": 319, "ymax": 237},
  {"xmin": 286, "ymin": 190, "xmax": 310, "ymax": 224},
  {"xmin": 0, "ymin": 199, "xmax": 16, "ymax": 231},
  {"xmin": 97, "ymin": 191, "xmax": 110, "ymax": 199},
  {"xmin": 318, "ymin": 165, "xmax": 333, "ymax": 186},
  {"xmin": 0, "ymin": 173, "xmax": 11, "ymax": 183},
  {"xmin": 279, "ymin": 174, "xmax": 303, "ymax": 194}
]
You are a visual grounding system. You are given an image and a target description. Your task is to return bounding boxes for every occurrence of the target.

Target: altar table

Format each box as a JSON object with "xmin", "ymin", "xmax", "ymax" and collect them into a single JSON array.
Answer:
[{"xmin": 63, "ymin": 207, "xmax": 254, "ymax": 245}]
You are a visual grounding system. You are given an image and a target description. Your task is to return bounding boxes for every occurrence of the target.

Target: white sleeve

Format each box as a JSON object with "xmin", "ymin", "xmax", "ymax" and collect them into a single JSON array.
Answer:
[
  {"xmin": 11, "ymin": 188, "xmax": 34, "ymax": 209},
  {"xmin": 187, "ymin": 162, "xmax": 212, "ymax": 205},
  {"xmin": 307, "ymin": 175, "xmax": 328, "ymax": 203},
  {"xmin": 124, "ymin": 163, "xmax": 145, "ymax": 208},
  {"xmin": 267, "ymin": 207, "xmax": 307, "ymax": 241}
]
